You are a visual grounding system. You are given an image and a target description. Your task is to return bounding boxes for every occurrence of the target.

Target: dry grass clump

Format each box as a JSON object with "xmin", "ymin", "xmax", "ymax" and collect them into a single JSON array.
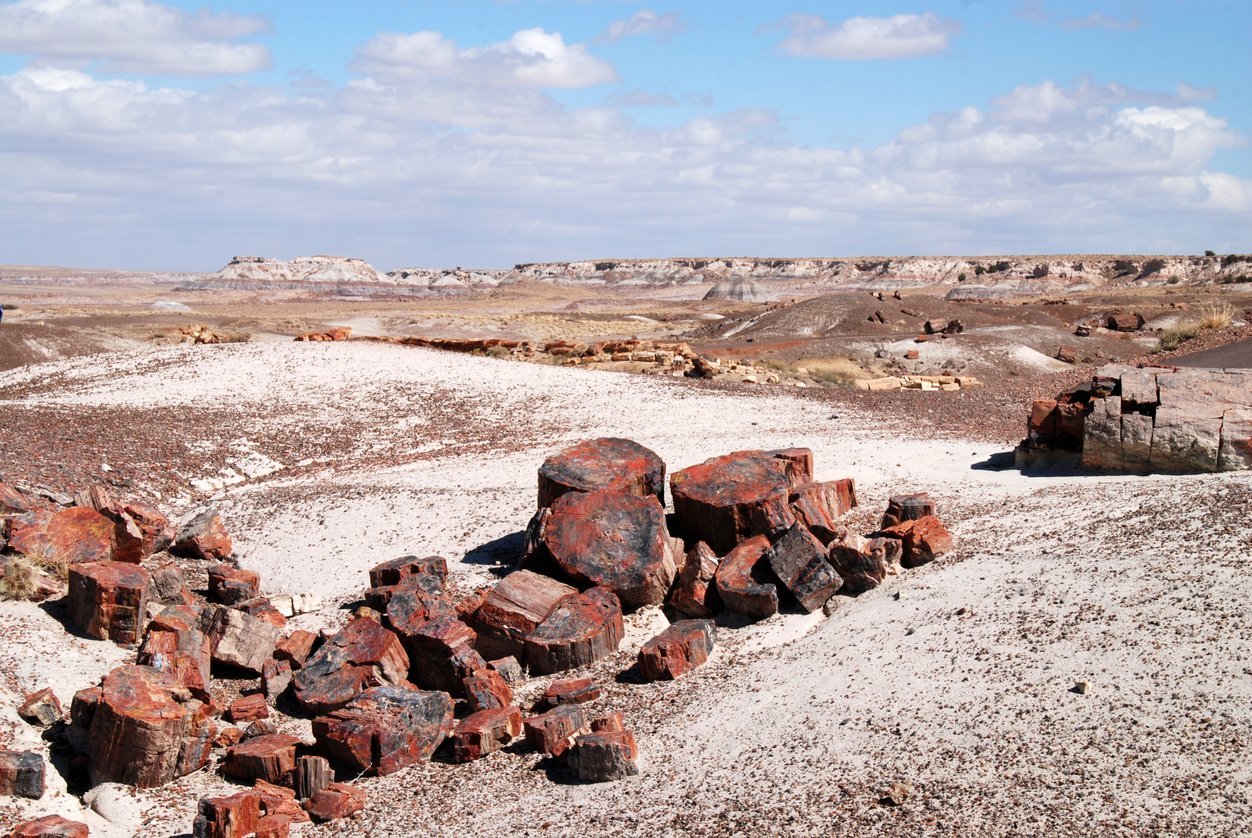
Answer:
[
  {"xmin": 1157, "ymin": 302, "xmax": 1236, "ymax": 352},
  {"xmin": 1197, "ymin": 302, "xmax": 1236, "ymax": 330},
  {"xmin": 1157, "ymin": 324, "xmax": 1200, "ymax": 352},
  {"xmin": 0, "ymin": 557, "xmax": 42, "ymax": 600}
]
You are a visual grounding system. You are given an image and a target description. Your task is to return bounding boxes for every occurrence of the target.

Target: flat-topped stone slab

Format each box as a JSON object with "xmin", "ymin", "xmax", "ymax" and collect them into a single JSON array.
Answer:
[{"xmin": 670, "ymin": 451, "xmax": 799, "ymax": 554}]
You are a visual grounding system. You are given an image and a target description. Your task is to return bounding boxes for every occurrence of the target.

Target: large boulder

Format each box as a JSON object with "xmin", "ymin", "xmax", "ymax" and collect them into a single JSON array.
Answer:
[
  {"xmin": 292, "ymin": 617, "xmax": 410, "ymax": 714},
  {"xmin": 522, "ymin": 587, "xmax": 624, "ymax": 675},
  {"xmin": 313, "ymin": 686, "xmax": 453, "ymax": 776},
  {"xmin": 7, "ymin": 506, "xmax": 115, "ymax": 568},
  {"xmin": 764, "ymin": 523, "xmax": 843, "ymax": 612},
  {"xmin": 532, "ymin": 490, "xmax": 677, "ymax": 609},
  {"xmin": 66, "ymin": 560, "xmax": 149, "ymax": 644},
  {"xmin": 670, "ymin": 451, "xmax": 801, "ymax": 554},
  {"xmin": 470, "ymin": 569, "xmax": 577, "ymax": 660},
  {"xmin": 536, "ymin": 437, "xmax": 667, "ymax": 510}
]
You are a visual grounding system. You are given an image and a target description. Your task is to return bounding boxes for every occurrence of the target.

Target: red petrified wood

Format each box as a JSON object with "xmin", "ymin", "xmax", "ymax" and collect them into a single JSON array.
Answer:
[
  {"xmin": 296, "ymin": 755, "xmax": 333, "ymax": 801},
  {"xmin": 402, "ymin": 616, "xmax": 486, "ymax": 696},
  {"xmin": 138, "ymin": 606, "xmax": 212, "ymax": 700},
  {"xmin": 879, "ymin": 514, "xmax": 954, "ymax": 568},
  {"xmin": 171, "ymin": 509, "xmax": 233, "ymax": 560},
  {"xmin": 542, "ymin": 677, "xmax": 601, "ymax": 708},
  {"xmin": 0, "ymin": 749, "xmax": 45, "ymax": 799},
  {"xmin": 66, "ymin": 560, "xmax": 150, "ymax": 645},
  {"xmin": 666, "ymin": 542, "xmax": 721, "ymax": 619},
  {"xmin": 275, "ymin": 629, "xmax": 318, "ymax": 669},
  {"xmin": 384, "ymin": 574, "xmax": 456, "ymax": 642},
  {"xmin": 880, "ymin": 492, "xmax": 936, "ymax": 529},
  {"xmin": 524, "ymin": 705, "xmax": 589, "ymax": 757},
  {"xmin": 206, "ymin": 605, "xmax": 281, "ymax": 674},
  {"xmin": 17, "ymin": 687, "xmax": 63, "ymax": 727},
  {"xmin": 312, "ymin": 685, "xmax": 453, "ymax": 776},
  {"xmin": 789, "ymin": 479, "xmax": 857, "ymax": 544},
  {"xmin": 566, "ymin": 729, "xmax": 639, "ymax": 782},
  {"xmin": 208, "ymin": 564, "xmax": 261, "ymax": 605},
  {"xmin": 303, "ymin": 782, "xmax": 366, "ymax": 823},
  {"xmin": 536, "ymin": 437, "xmax": 667, "ymax": 509},
  {"xmin": 532, "ymin": 490, "xmax": 678, "ymax": 610},
  {"xmin": 523, "ymin": 587, "xmax": 624, "ymax": 675},
  {"xmin": 193, "ymin": 789, "xmax": 261, "ymax": 838},
  {"xmin": 292, "ymin": 616, "xmax": 410, "ymax": 714},
  {"xmin": 764, "ymin": 523, "xmax": 843, "ymax": 612},
  {"xmin": 451, "ymin": 706, "xmax": 524, "ymax": 762},
  {"xmin": 227, "ymin": 694, "xmax": 270, "ymax": 724},
  {"xmin": 463, "ymin": 668, "xmax": 513, "ymax": 712},
  {"xmin": 827, "ymin": 534, "xmax": 903, "ymax": 594},
  {"xmin": 670, "ymin": 451, "xmax": 798, "ymax": 554},
  {"xmin": 638, "ymin": 619, "xmax": 716, "ymax": 681},
  {"xmin": 10, "ymin": 814, "xmax": 89, "ymax": 837},
  {"xmin": 6, "ymin": 506, "xmax": 116, "ymax": 567},
  {"xmin": 223, "ymin": 734, "xmax": 302, "ymax": 785},
  {"xmin": 470, "ymin": 569, "xmax": 577, "ymax": 660},
  {"xmin": 713, "ymin": 535, "xmax": 778, "ymax": 619}
]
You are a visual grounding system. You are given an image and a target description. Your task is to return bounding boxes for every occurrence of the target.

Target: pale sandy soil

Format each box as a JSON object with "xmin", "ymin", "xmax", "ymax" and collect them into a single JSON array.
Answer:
[{"xmin": 1, "ymin": 342, "xmax": 1250, "ymax": 836}]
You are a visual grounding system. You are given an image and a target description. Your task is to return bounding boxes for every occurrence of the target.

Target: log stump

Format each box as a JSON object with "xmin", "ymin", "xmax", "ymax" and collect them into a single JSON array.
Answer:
[
  {"xmin": 880, "ymin": 492, "xmax": 935, "ymax": 529},
  {"xmin": 523, "ymin": 587, "xmax": 624, "ymax": 675},
  {"xmin": 292, "ymin": 617, "xmax": 410, "ymax": 714},
  {"xmin": 713, "ymin": 535, "xmax": 778, "ymax": 619},
  {"xmin": 66, "ymin": 560, "xmax": 150, "ymax": 645},
  {"xmin": 222, "ymin": 734, "xmax": 301, "ymax": 785},
  {"xmin": 451, "ymin": 706, "xmax": 524, "ymax": 763},
  {"xmin": 537, "ymin": 437, "xmax": 666, "ymax": 510},
  {"xmin": 313, "ymin": 686, "xmax": 453, "ymax": 776},
  {"xmin": 670, "ymin": 451, "xmax": 797, "ymax": 554},
  {"xmin": 637, "ymin": 619, "xmax": 716, "ymax": 681},
  {"xmin": 471, "ymin": 570, "xmax": 578, "ymax": 660},
  {"xmin": 764, "ymin": 523, "xmax": 843, "ymax": 612},
  {"xmin": 789, "ymin": 479, "xmax": 857, "ymax": 544}
]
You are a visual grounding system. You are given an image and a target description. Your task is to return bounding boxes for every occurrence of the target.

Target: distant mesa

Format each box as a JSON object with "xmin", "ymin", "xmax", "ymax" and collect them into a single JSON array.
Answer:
[
  {"xmin": 702, "ymin": 277, "xmax": 771, "ymax": 303},
  {"xmin": 215, "ymin": 255, "xmax": 382, "ymax": 286}
]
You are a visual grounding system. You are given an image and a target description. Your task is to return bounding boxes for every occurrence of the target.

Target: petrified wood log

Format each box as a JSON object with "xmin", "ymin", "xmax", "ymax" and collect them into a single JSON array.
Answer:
[
  {"xmin": 535, "ymin": 490, "xmax": 677, "ymax": 609},
  {"xmin": 18, "ymin": 688, "xmax": 63, "ymax": 727},
  {"xmin": 881, "ymin": 492, "xmax": 935, "ymax": 529},
  {"xmin": 384, "ymin": 573, "xmax": 456, "ymax": 638},
  {"xmin": 227, "ymin": 694, "xmax": 270, "ymax": 724},
  {"xmin": 262, "ymin": 658, "xmax": 293, "ymax": 704},
  {"xmin": 255, "ymin": 779, "xmax": 310, "ymax": 826},
  {"xmin": 6, "ymin": 506, "xmax": 116, "ymax": 567},
  {"xmin": 83, "ymin": 664, "xmax": 214, "ymax": 787},
  {"xmin": 138, "ymin": 607, "xmax": 212, "ymax": 700},
  {"xmin": 451, "ymin": 706, "xmax": 524, "ymax": 763},
  {"xmin": 206, "ymin": 605, "xmax": 281, "ymax": 674},
  {"xmin": 542, "ymin": 677, "xmax": 601, "ymax": 708},
  {"xmin": 10, "ymin": 815, "xmax": 89, "ymax": 838},
  {"xmin": 764, "ymin": 523, "xmax": 843, "ymax": 612},
  {"xmin": 222, "ymin": 734, "xmax": 301, "ymax": 785},
  {"xmin": 0, "ymin": 749, "xmax": 45, "ymax": 799},
  {"xmin": 207, "ymin": 564, "xmax": 261, "ymax": 605},
  {"xmin": 368, "ymin": 554, "xmax": 448, "ymax": 589},
  {"xmin": 67, "ymin": 560, "xmax": 149, "ymax": 645},
  {"xmin": 302, "ymin": 782, "xmax": 366, "ymax": 823},
  {"xmin": 292, "ymin": 617, "xmax": 410, "ymax": 714},
  {"xmin": 171, "ymin": 509, "xmax": 233, "ymax": 560},
  {"xmin": 403, "ymin": 616, "xmax": 486, "ymax": 696},
  {"xmin": 566, "ymin": 730, "xmax": 639, "ymax": 782},
  {"xmin": 666, "ymin": 541, "xmax": 721, "ymax": 618},
  {"xmin": 313, "ymin": 685, "xmax": 453, "ymax": 776},
  {"xmin": 828, "ymin": 534, "xmax": 902, "ymax": 594},
  {"xmin": 879, "ymin": 515, "xmax": 954, "ymax": 568},
  {"xmin": 637, "ymin": 619, "xmax": 716, "ymax": 681},
  {"xmin": 536, "ymin": 437, "xmax": 666, "ymax": 510},
  {"xmin": 789, "ymin": 479, "xmax": 857, "ymax": 544},
  {"xmin": 463, "ymin": 668, "xmax": 513, "ymax": 712},
  {"xmin": 275, "ymin": 629, "xmax": 318, "ymax": 669},
  {"xmin": 296, "ymin": 754, "xmax": 333, "ymax": 801},
  {"xmin": 523, "ymin": 587, "xmax": 624, "ymax": 676},
  {"xmin": 713, "ymin": 535, "xmax": 778, "ymax": 619},
  {"xmin": 471, "ymin": 569, "xmax": 578, "ymax": 660},
  {"xmin": 766, "ymin": 447, "xmax": 814, "ymax": 488},
  {"xmin": 524, "ymin": 705, "xmax": 588, "ymax": 757},
  {"xmin": 193, "ymin": 789, "xmax": 260, "ymax": 838},
  {"xmin": 670, "ymin": 451, "xmax": 797, "ymax": 554}
]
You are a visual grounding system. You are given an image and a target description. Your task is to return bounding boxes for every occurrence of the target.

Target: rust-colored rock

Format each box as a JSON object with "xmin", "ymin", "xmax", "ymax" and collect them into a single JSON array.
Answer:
[
  {"xmin": 666, "ymin": 541, "xmax": 721, "ymax": 619},
  {"xmin": 223, "ymin": 734, "xmax": 301, "ymax": 785},
  {"xmin": 171, "ymin": 509, "xmax": 233, "ymax": 561},
  {"xmin": 879, "ymin": 515, "xmax": 954, "ymax": 568},
  {"xmin": 451, "ymin": 706, "xmax": 524, "ymax": 762},
  {"xmin": 148, "ymin": 563, "xmax": 189, "ymax": 604},
  {"xmin": 765, "ymin": 523, "xmax": 843, "ymax": 612},
  {"xmin": 542, "ymin": 677, "xmax": 601, "ymax": 708},
  {"xmin": 124, "ymin": 500, "xmax": 174, "ymax": 556},
  {"xmin": 275, "ymin": 629, "xmax": 318, "ymax": 669},
  {"xmin": 237, "ymin": 597, "xmax": 288, "ymax": 630},
  {"xmin": 227, "ymin": 693, "xmax": 270, "ymax": 724},
  {"xmin": 789, "ymin": 479, "xmax": 857, "ymax": 544},
  {"xmin": 523, "ymin": 587, "xmax": 624, "ymax": 675},
  {"xmin": 880, "ymin": 492, "xmax": 936, "ymax": 529},
  {"xmin": 255, "ymin": 814, "xmax": 292, "ymax": 838},
  {"xmin": 472, "ymin": 569, "xmax": 578, "ymax": 659},
  {"xmin": 384, "ymin": 573, "xmax": 456, "ymax": 640},
  {"xmin": 0, "ymin": 750, "xmax": 45, "ymax": 799},
  {"xmin": 262, "ymin": 658, "xmax": 293, "ymax": 704},
  {"xmin": 292, "ymin": 617, "xmax": 410, "ymax": 714},
  {"xmin": 303, "ymin": 782, "xmax": 366, "ymax": 823},
  {"xmin": 533, "ymin": 490, "xmax": 677, "ymax": 609},
  {"xmin": 208, "ymin": 564, "xmax": 261, "ymax": 605},
  {"xmin": 254, "ymin": 778, "xmax": 311, "ymax": 825},
  {"xmin": 828, "ymin": 534, "xmax": 903, "ymax": 594},
  {"xmin": 489, "ymin": 655, "xmax": 524, "ymax": 684},
  {"xmin": 401, "ymin": 615, "xmax": 485, "ymax": 696},
  {"xmin": 193, "ymin": 789, "xmax": 261, "ymax": 838},
  {"xmin": 566, "ymin": 729, "xmax": 639, "ymax": 782},
  {"xmin": 17, "ymin": 687, "xmax": 63, "ymax": 727},
  {"xmin": 206, "ymin": 605, "xmax": 281, "ymax": 674},
  {"xmin": 6, "ymin": 506, "xmax": 115, "ymax": 568},
  {"xmin": 670, "ymin": 451, "xmax": 797, "ymax": 554},
  {"xmin": 536, "ymin": 437, "xmax": 667, "ymax": 510},
  {"xmin": 137, "ymin": 606, "xmax": 211, "ymax": 700},
  {"xmin": 590, "ymin": 712, "xmax": 625, "ymax": 733},
  {"xmin": 368, "ymin": 554, "xmax": 448, "ymax": 589},
  {"xmin": 66, "ymin": 560, "xmax": 149, "ymax": 644},
  {"xmin": 0, "ymin": 482, "xmax": 38, "ymax": 515},
  {"xmin": 463, "ymin": 668, "xmax": 513, "ymax": 712},
  {"xmin": 313, "ymin": 686, "xmax": 453, "ymax": 776},
  {"xmin": 638, "ymin": 619, "xmax": 716, "ymax": 681},
  {"xmin": 713, "ymin": 535, "xmax": 778, "ymax": 619},
  {"xmin": 524, "ymin": 705, "xmax": 588, "ymax": 757},
  {"xmin": 296, "ymin": 754, "xmax": 333, "ymax": 801},
  {"xmin": 82, "ymin": 664, "xmax": 214, "ymax": 787},
  {"xmin": 766, "ymin": 448, "xmax": 815, "ymax": 489},
  {"xmin": 10, "ymin": 815, "xmax": 89, "ymax": 837}
]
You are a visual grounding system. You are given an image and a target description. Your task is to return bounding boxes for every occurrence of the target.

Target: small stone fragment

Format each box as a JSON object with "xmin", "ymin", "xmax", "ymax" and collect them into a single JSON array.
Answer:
[
  {"xmin": 524, "ymin": 705, "xmax": 588, "ymax": 757},
  {"xmin": 208, "ymin": 564, "xmax": 261, "ymax": 606},
  {"xmin": 296, "ymin": 754, "xmax": 333, "ymax": 801},
  {"xmin": 138, "ymin": 606, "xmax": 212, "ymax": 700},
  {"xmin": 764, "ymin": 523, "xmax": 843, "ymax": 612},
  {"xmin": 262, "ymin": 658, "xmax": 293, "ymax": 704},
  {"xmin": 254, "ymin": 779, "xmax": 311, "ymax": 826},
  {"xmin": 487, "ymin": 656, "xmax": 525, "ymax": 684},
  {"xmin": 206, "ymin": 605, "xmax": 281, "ymax": 674},
  {"xmin": 0, "ymin": 749, "xmax": 45, "ymax": 799},
  {"xmin": 878, "ymin": 515, "xmax": 954, "ymax": 568},
  {"xmin": 17, "ymin": 687, "xmax": 63, "ymax": 727},
  {"xmin": 275, "ymin": 630, "xmax": 318, "ymax": 669},
  {"xmin": 291, "ymin": 616, "xmax": 410, "ymax": 714},
  {"xmin": 880, "ymin": 493, "xmax": 935, "ymax": 529},
  {"xmin": 369, "ymin": 555, "xmax": 449, "ymax": 588},
  {"xmin": 10, "ymin": 814, "xmax": 90, "ymax": 837},
  {"xmin": 222, "ymin": 734, "xmax": 301, "ymax": 785},
  {"xmin": 666, "ymin": 541, "xmax": 721, "ymax": 619},
  {"xmin": 828, "ymin": 534, "xmax": 902, "ymax": 594},
  {"xmin": 403, "ymin": 616, "xmax": 486, "ymax": 696},
  {"xmin": 451, "ymin": 706, "xmax": 524, "ymax": 762},
  {"xmin": 303, "ymin": 782, "xmax": 366, "ymax": 823},
  {"xmin": 566, "ymin": 729, "xmax": 639, "ymax": 782},
  {"xmin": 713, "ymin": 535, "xmax": 778, "ymax": 619},
  {"xmin": 227, "ymin": 693, "xmax": 270, "ymax": 724},
  {"xmin": 637, "ymin": 619, "xmax": 716, "ymax": 681},
  {"xmin": 463, "ymin": 668, "xmax": 513, "ymax": 712},
  {"xmin": 789, "ymin": 479, "xmax": 857, "ymax": 544}
]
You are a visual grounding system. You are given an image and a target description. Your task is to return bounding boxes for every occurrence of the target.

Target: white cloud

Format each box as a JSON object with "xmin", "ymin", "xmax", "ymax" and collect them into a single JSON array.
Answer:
[
  {"xmin": 600, "ymin": 10, "xmax": 687, "ymax": 43},
  {"xmin": 0, "ymin": 0, "xmax": 270, "ymax": 76},
  {"xmin": 1062, "ymin": 12, "xmax": 1141, "ymax": 31},
  {"xmin": 776, "ymin": 13, "xmax": 960, "ymax": 60}
]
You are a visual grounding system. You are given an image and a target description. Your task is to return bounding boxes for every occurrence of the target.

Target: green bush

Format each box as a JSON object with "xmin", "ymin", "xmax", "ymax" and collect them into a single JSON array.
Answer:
[{"xmin": 1157, "ymin": 324, "xmax": 1200, "ymax": 352}]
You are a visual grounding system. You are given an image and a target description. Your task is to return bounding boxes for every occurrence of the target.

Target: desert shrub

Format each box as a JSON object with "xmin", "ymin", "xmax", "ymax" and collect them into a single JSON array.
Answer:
[
  {"xmin": 957, "ymin": 272, "xmax": 966, "ymax": 282},
  {"xmin": 989, "ymin": 261, "xmax": 1011, "ymax": 273},
  {"xmin": 0, "ymin": 558, "xmax": 41, "ymax": 600},
  {"xmin": 1198, "ymin": 302, "xmax": 1236, "ymax": 330},
  {"xmin": 1157, "ymin": 324, "xmax": 1201, "ymax": 352},
  {"xmin": 484, "ymin": 345, "xmax": 512, "ymax": 359},
  {"xmin": 974, "ymin": 265, "xmax": 986, "ymax": 276},
  {"xmin": 1205, "ymin": 250, "xmax": 1216, "ymax": 257}
]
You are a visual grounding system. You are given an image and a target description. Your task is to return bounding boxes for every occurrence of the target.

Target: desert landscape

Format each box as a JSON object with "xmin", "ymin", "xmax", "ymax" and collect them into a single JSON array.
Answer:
[{"xmin": 1, "ymin": 255, "xmax": 1251, "ymax": 836}]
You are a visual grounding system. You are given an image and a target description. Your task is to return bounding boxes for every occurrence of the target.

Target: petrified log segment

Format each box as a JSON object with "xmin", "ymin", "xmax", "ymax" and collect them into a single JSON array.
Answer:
[
  {"xmin": 542, "ymin": 677, "xmax": 601, "ymax": 708},
  {"xmin": 255, "ymin": 779, "xmax": 311, "ymax": 825},
  {"xmin": 879, "ymin": 515, "xmax": 953, "ymax": 568},
  {"xmin": 10, "ymin": 815, "xmax": 89, "ymax": 837},
  {"xmin": 766, "ymin": 447, "xmax": 815, "ymax": 489},
  {"xmin": 368, "ymin": 554, "xmax": 449, "ymax": 588},
  {"xmin": 713, "ymin": 535, "xmax": 778, "ymax": 619},
  {"xmin": 208, "ymin": 564, "xmax": 261, "ymax": 606},
  {"xmin": 237, "ymin": 597, "xmax": 287, "ymax": 629},
  {"xmin": 670, "ymin": 451, "xmax": 796, "ymax": 554},
  {"xmin": 789, "ymin": 479, "xmax": 857, "ymax": 544},
  {"xmin": 222, "ymin": 734, "xmax": 301, "ymax": 785},
  {"xmin": 637, "ymin": 619, "xmax": 716, "ymax": 681},
  {"xmin": 171, "ymin": 509, "xmax": 233, "ymax": 560},
  {"xmin": 292, "ymin": 617, "xmax": 410, "ymax": 714},
  {"xmin": 83, "ymin": 664, "xmax": 214, "ymax": 787},
  {"xmin": 275, "ymin": 629, "xmax": 318, "ymax": 669},
  {"xmin": 471, "ymin": 569, "xmax": 578, "ymax": 660},
  {"xmin": 765, "ymin": 523, "xmax": 843, "ymax": 612},
  {"xmin": 451, "ymin": 706, "xmax": 524, "ymax": 762},
  {"xmin": 138, "ymin": 606, "xmax": 211, "ymax": 699},
  {"xmin": 536, "ymin": 490, "xmax": 677, "ymax": 609},
  {"xmin": 524, "ymin": 705, "xmax": 588, "ymax": 756},
  {"xmin": 404, "ymin": 616, "xmax": 486, "ymax": 696},
  {"xmin": 227, "ymin": 694, "xmax": 270, "ymax": 724},
  {"xmin": 828, "ymin": 534, "xmax": 902, "ymax": 594},
  {"xmin": 666, "ymin": 541, "xmax": 721, "ymax": 618},
  {"xmin": 384, "ymin": 574, "xmax": 456, "ymax": 638},
  {"xmin": 0, "ymin": 749, "xmax": 45, "ymax": 798},
  {"xmin": 67, "ymin": 560, "xmax": 149, "ymax": 644},
  {"xmin": 590, "ymin": 712, "xmax": 625, "ymax": 733},
  {"xmin": 536, "ymin": 437, "xmax": 666, "ymax": 510},
  {"xmin": 489, "ymin": 655, "xmax": 525, "ymax": 684},
  {"xmin": 880, "ymin": 492, "xmax": 935, "ymax": 530},
  {"xmin": 566, "ymin": 730, "xmax": 639, "ymax": 782},
  {"xmin": 206, "ymin": 605, "xmax": 281, "ymax": 674},
  {"xmin": 303, "ymin": 782, "xmax": 366, "ymax": 823},
  {"xmin": 193, "ymin": 789, "xmax": 261, "ymax": 838},
  {"xmin": 18, "ymin": 688, "xmax": 63, "ymax": 727},
  {"xmin": 463, "ymin": 668, "xmax": 513, "ymax": 712},
  {"xmin": 262, "ymin": 658, "xmax": 293, "ymax": 704},
  {"xmin": 523, "ymin": 587, "xmax": 624, "ymax": 675},
  {"xmin": 296, "ymin": 755, "xmax": 333, "ymax": 801},
  {"xmin": 6, "ymin": 506, "xmax": 116, "ymax": 567},
  {"xmin": 122, "ymin": 500, "xmax": 174, "ymax": 556},
  {"xmin": 313, "ymin": 686, "xmax": 453, "ymax": 776}
]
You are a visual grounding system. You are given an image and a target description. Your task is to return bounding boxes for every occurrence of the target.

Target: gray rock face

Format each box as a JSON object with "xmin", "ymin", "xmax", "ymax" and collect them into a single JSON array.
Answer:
[{"xmin": 702, "ymin": 277, "xmax": 771, "ymax": 302}]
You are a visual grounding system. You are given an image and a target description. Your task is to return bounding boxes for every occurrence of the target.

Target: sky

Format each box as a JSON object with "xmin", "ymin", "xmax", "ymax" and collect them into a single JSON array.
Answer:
[{"xmin": 0, "ymin": 0, "xmax": 1249, "ymax": 271}]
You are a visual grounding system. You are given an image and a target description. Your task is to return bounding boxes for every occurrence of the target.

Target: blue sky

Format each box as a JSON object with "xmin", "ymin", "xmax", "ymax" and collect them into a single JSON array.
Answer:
[{"xmin": 0, "ymin": 0, "xmax": 1248, "ymax": 271}]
